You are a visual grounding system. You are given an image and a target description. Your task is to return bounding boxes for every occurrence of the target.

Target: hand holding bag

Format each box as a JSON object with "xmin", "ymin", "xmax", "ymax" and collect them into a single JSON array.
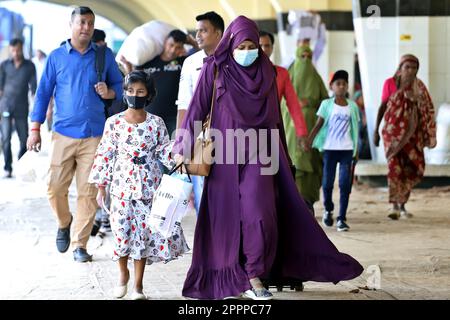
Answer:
[
  {"xmin": 16, "ymin": 150, "xmax": 48, "ymax": 182},
  {"xmin": 184, "ymin": 68, "xmax": 218, "ymax": 176},
  {"xmin": 148, "ymin": 164, "xmax": 193, "ymax": 238}
]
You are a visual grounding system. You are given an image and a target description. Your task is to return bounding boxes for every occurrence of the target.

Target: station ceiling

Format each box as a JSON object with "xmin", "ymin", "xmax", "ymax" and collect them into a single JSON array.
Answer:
[{"xmin": 8, "ymin": 0, "xmax": 352, "ymax": 33}]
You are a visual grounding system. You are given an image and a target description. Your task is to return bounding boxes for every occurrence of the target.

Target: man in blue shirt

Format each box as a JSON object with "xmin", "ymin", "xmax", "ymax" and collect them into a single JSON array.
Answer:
[{"xmin": 27, "ymin": 6, "xmax": 123, "ymax": 262}]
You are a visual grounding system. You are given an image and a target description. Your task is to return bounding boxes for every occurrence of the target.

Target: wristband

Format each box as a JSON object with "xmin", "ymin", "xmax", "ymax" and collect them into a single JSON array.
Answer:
[{"xmin": 30, "ymin": 128, "xmax": 40, "ymax": 132}]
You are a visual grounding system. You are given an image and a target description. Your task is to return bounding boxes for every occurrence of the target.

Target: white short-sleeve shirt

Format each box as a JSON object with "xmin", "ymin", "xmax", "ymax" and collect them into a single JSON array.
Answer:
[
  {"xmin": 176, "ymin": 50, "xmax": 207, "ymax": 111},
  {"xmin": 323, "ymin": 103, "xmax": 353, "ymax": 151}
]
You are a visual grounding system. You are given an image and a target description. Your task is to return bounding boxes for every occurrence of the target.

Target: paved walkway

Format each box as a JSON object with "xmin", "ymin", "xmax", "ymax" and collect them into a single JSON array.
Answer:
[
  {"xmin": 0, "ymin": 192, "xmax": 365, "ymax": 300},
  {"xmin": 1, "ymin": 131, "xmax": 449, "ymax": 300},
  {"xmin": 2, "ymin": 179, "xmax": 449, "ymax": 300}
]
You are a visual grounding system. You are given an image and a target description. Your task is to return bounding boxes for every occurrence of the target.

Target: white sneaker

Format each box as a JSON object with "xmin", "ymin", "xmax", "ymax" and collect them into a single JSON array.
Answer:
[{"xmin": 336, "ymin": 220, "xmax": 350, "ymax": 232}]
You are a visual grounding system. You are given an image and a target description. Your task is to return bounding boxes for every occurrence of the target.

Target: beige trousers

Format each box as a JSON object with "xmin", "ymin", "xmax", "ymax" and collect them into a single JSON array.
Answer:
[{"xmin": 47, "ymin": 132, "xmax": 101, "ymax": 250}]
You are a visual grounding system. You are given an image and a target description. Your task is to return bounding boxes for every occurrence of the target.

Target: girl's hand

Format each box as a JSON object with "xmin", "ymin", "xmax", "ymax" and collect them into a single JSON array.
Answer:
[
  {"xmin": 173, "ymin": 154, "xmax": 189, "ymax": 174},
  {"xmin": 174, "ymin": 154, "xmax": 184, "ymax": 165},
  {"xmin": 96, "ymin": 186, "xmax": 106, "ymax": 209}
]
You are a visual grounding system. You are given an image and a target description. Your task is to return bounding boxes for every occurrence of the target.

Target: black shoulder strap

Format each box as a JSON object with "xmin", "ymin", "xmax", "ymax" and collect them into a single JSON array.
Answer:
[
  {"xmin": 95, "ymin": 46, "xmax": 110, "ymax": 118},
  {"xmin": 95, "ymin": 45, "xmax": 107, "ymax": 82}
]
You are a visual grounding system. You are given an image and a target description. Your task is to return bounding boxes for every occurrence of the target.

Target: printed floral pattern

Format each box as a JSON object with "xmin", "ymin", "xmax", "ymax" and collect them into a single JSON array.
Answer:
[
  {"xmin": 89, "ymin": 112, "xmax": 175, "ymax": 200},
  {"xmin": 382, "ymin": 79, "xmax": 436, "ymax": 204},
  {"xmin": 89, "ymin": 112, "xmax": 189, "ymax": 261},
  {"xmin": 109, "ymin": 197, "xmax": 189, "ymax": 262}
]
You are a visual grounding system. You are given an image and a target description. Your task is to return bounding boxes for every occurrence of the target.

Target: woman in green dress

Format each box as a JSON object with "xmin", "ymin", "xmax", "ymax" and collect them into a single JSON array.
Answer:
[{"xmin": 281, "ymin": 45, "xmax": 328, "ymax": 213}]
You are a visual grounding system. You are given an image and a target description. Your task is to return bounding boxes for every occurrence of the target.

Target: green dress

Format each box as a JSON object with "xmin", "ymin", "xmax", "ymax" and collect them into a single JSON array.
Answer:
[{"xmin": 281, "ymin": 45, "xmax": 328, "ymax": 204}]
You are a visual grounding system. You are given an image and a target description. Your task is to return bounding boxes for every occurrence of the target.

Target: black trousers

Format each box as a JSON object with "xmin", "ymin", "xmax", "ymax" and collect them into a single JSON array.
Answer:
[{"xmin": 1, "ymin": 114, "xmax": 28, "ymax": 172}]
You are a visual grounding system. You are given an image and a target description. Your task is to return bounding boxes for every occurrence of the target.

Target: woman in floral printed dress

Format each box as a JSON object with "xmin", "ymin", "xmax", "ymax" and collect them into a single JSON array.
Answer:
[
  {"xmin": 373, "ymin": 54, "xmax": 436, "ymax": 220},
  {"xmin": 89, "ymin": 71, "xmax": 189, "ymax": 300}
]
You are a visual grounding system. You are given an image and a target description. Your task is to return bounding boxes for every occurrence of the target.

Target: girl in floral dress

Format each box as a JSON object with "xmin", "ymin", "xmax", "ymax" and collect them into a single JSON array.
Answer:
[{"xmin": 89, "ymin": 71, "xmax": 189, "ymax": 300}]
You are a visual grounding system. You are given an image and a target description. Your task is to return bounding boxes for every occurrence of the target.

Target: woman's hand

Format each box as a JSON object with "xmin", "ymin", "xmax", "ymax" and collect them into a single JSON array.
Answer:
[
  {"xmin": 428, "ymin": 136, "xmax": 437, "ymax": 148},
  {"xmin": 297, "ymin": 136, "xmax": 310, "ymax": 152},
  {"xmin": 373, "ymin": 131, "xmax": 380, "ymax": 147}
]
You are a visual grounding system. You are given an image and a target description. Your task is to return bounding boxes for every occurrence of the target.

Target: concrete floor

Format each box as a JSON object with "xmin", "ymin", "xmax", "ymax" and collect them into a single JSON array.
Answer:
[
  {"xmin": 0, "ymin": 174, "xmax": 449, "ymax": 300},
  {"xmin": 0, "ymin": 130, "xmax": 449, "ymax": 300}
]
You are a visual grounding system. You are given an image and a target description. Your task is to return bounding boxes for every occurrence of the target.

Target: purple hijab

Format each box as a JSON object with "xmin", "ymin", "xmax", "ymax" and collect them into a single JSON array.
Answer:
[{"xmin": 213, "ymin": 16, "xmax": 278, "ymax": 128}]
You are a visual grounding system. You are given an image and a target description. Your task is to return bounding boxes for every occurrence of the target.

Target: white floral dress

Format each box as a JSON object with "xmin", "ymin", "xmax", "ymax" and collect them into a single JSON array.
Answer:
[{"xmin": 88, "ymin": 112, "xmax": 190, "ymax": 262}]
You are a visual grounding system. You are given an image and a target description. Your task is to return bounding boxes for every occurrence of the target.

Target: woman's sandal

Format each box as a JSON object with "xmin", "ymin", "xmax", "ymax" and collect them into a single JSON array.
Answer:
[
  {"xmin": 242, "ymin": 288, "xmax": 273, "ymax": 300},
  {"xmin": 388, "ymin": 208, "xmax": 400, "ymax": 220},
  {"xmin": 400, "ymin": 209, "xmax": 413, "ymax": 219}
]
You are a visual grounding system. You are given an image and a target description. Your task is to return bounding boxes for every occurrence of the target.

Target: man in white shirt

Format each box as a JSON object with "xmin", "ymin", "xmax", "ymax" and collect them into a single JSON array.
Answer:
[
  {"xmin": 176, "ymin": 11, "xmax": 224, "ymax": 127},
  {"xmin": 176, "ymin": 11, "xmax": 224, "ymax": 215},
  {"xmin": 32, "ymin": 49, "xmax": 47, "ymax": 85}
]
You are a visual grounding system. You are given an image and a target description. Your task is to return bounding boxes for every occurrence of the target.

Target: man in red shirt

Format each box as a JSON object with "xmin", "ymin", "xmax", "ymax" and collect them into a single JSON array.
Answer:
[{"xmin": 259, "ymin": 31, "xmax": 308, "ymax": 147}]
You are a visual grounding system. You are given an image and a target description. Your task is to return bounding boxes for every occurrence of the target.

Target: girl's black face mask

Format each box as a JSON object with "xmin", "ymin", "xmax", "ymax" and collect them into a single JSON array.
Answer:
[{"xmin": 125, "ymin": 95, "xmax": 147, "ymax": 109}]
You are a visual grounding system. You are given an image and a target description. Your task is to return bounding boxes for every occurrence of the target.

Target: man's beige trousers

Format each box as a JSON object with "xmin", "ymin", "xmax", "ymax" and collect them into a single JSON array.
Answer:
[{"xmin": 47, "ymin": 132, "xmax": 101, "ymax": 250}]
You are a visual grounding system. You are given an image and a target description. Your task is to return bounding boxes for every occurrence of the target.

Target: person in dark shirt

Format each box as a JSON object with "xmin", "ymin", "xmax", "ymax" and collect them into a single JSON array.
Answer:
[
  {"xmin": 0, "ymin": 38, "xmax": 37, "ymax": 178},
  {"xmin": 135, "ymin": 30, "xmax": 188, "ymax": 137},
  {"xmin": 92, "ymin": 28, "xmax": 106, "ymax": 46}
]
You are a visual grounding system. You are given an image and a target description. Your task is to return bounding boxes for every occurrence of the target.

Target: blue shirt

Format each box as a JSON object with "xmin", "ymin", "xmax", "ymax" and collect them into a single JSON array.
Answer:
[{"xmin": 30, "ymin": 40, "xmax": 123, "ymax": 139}]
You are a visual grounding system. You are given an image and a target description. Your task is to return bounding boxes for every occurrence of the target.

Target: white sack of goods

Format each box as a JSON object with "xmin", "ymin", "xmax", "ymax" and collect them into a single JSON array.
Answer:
[{"xmin": 116, "ymin": 20, "xmax": 177, "ymax": 67}]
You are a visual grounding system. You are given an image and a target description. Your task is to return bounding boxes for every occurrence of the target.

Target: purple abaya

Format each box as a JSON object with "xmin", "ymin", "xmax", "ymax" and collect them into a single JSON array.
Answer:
[{"xmin": 175, "ymin": 16, "xmax": 363, "ymax": 300}]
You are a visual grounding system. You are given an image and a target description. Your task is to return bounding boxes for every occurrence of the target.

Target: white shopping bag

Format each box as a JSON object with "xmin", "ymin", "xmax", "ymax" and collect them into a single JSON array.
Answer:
[
  {"xmin": 101, "ymin": 196, "xmax": 111, "ymax": 216},
  {"xmin": 148, "ymin": 173, "xmax": 193, "ymax": 238},
  {"xmin": 16, "ymin": 151, "xmax": 47, "ymax": 182}
]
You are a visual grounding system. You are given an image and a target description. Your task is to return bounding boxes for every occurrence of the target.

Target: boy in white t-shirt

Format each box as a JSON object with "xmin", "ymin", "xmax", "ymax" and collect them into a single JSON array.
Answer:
[{"xmin": 306, "ymin": 70, "xmax": 360, "ymax": 231}]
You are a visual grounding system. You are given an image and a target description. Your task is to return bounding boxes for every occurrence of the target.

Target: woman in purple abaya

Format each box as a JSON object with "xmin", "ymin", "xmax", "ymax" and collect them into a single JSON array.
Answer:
[{"xmin": 174, "ymin": 15, "xmax": 363, "ymax": 300}]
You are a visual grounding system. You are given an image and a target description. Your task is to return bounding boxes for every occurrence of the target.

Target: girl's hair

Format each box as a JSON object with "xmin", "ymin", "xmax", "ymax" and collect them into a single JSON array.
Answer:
[{"xmin": 123, "ymin": 70, "xmax": 157, "ymax": 104}]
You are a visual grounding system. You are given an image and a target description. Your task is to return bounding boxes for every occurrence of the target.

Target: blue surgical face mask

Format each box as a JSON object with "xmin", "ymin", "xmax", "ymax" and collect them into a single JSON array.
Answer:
[{"xmin": 233, "ymin": 48, "xmax": 259, "ymax": 67}]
